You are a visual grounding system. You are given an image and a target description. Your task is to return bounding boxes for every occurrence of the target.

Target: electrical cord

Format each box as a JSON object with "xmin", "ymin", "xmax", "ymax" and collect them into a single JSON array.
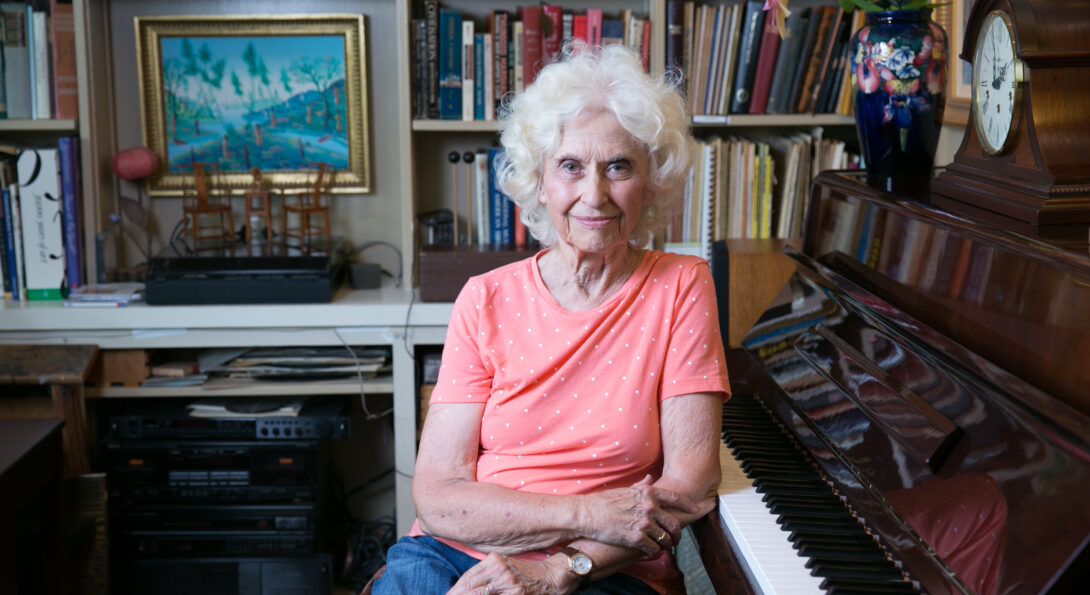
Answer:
[{"xmin": 333, "ymin": 328, "xmax": 393, "ymax": 421}]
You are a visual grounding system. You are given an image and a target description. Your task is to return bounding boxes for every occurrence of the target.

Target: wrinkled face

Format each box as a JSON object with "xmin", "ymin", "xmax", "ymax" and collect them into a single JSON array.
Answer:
[{"xmin": 538, "ymin": 109, "xmax": 651, "ymax": 255}]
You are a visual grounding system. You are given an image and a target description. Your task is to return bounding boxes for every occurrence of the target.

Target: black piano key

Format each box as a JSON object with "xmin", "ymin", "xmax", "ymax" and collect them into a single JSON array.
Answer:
[
  {"xmin": 771, "ymin": 503, "xmax": 857, "ymax": 519},
  {"xmin": 811, "ymin": 565, "xmax": 908, "ymax": 582},
  {"xmin": 799, "ymin": 545, "xmax": 889, "ymax": 562},
  {"xmin": 821, "ymin": 577, "xmax": 919, "ymax": 593}
]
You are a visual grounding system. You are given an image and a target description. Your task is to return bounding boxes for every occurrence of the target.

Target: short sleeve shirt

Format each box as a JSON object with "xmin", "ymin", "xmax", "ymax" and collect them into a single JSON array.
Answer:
[{"xmin": 418, "ymin": 249, "xmax": 730, "ymax": 592}]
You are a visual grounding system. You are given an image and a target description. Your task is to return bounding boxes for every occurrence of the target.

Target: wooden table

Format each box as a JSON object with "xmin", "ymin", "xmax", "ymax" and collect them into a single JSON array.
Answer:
[
  {"xmin": 0, "ymin": 344, "xmax": 98, "ymax": 475},
  {"xmin": 0, "ymin": 418, "xmax": 66, "ymax": 595}
]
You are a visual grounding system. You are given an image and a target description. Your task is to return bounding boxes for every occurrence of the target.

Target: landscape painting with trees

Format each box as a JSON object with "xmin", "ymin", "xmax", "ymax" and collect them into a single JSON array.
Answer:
[{"xmin": 136, "ymin": 16, "xmax": 372, "ymax": 195}]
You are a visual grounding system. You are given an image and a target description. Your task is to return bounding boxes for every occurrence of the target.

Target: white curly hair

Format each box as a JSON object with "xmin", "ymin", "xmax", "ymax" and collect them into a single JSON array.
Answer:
[{"xmin": 494, "ymin": 43, "xmax": 694, "ymax": 248}]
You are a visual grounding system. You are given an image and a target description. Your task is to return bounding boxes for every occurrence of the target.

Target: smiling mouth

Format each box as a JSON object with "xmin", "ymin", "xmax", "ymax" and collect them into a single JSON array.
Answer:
[{"xmin": 573, "ymin": 216, "xmax": 615, "ymax": 228}]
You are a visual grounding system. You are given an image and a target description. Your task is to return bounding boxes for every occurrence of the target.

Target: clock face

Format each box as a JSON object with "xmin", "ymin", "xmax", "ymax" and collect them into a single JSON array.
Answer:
[
  {"xmin": 571, "ymin": 553, "xmax": 593, "ymax": 574},
  {"xmin": 972, "ymin": 11, "xmax": 1022, "ymax": 154}
]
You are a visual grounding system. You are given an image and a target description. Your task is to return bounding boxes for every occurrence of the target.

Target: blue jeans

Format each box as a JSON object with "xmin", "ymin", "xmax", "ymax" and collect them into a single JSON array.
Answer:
[{"xmin": 372, "ymin": 536, "xmax": 657, "ymax": 594}]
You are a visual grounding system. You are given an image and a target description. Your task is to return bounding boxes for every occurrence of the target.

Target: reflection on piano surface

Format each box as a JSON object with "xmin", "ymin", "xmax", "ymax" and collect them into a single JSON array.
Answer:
[{"xmin": 697, "ymin": 171, "xmax": 1090, "ymax": 594}]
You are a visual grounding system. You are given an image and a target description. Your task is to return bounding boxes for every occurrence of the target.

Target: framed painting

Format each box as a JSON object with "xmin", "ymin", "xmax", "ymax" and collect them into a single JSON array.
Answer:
[
  {"xmin": 135, "ymin": 15, "xmax": 371, "ymax": 195},
  {"xmin": 935, "ymin": 1, "xmax": 972, "ymax": 125}
]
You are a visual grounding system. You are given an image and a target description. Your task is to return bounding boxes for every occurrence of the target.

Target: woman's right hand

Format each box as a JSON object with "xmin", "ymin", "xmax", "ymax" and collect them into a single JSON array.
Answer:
[{"xmin": 576, "ymin": 475, "xmax": 698, "ymax": 556}]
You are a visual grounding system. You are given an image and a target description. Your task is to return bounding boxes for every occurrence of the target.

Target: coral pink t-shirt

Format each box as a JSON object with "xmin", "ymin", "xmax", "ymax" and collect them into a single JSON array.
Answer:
[{"xmin": 412, "ymin": 249, "xmax": 730, "ymax": 593}]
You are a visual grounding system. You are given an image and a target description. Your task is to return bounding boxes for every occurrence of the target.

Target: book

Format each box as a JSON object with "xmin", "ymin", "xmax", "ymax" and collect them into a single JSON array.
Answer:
[
  {"xmin": 423, "ymin": 0, "xmax": 439, "ymax": 119},
  {"xmin": 49, "ymin": 0, "xmax": 77, "ymax": 119},
  {"xmin": 480, "ymin": 32, "xmax": 493, "ymax": 120},
  {"xmin": 541, "ymin": 4, "xmax": 562, "ymax": 66},
  {"xmin": 765, "ymin": 12, "xmax": 806, "ymax": 114},
  {"xmin": 462, "ymin": 19, "xmax": 475, "ymax": 121},
  {"xmin": 786, "ymin": 7, "xmax": 823, "ymax": 114},
  {"xmin": 795, "ymin": 6, "xmax": 837, "ymax": 113},
  {"xmin": 437, "ymin": 8, "xmax": 462, "ymax": 120},
  {"xmin": 729, "ymin": 1, "xmax": 766, "ymax": 114},
  {"xmin": 666, "ymin": 1, "xmax": 684, "ymax": 75},
  {"xmin": 715, "ymin": 6, "xmax": 744, "ymax": 116},
  {"xmin": 1, "ymin": 186, "xmax": 17, "ymax": 296},
  {"xmin": 16, "ymin": 148, "xmax": 65, "ymax": 299},
  {"xmin": 804, "ymin": 8, "xmax": 846, "ymax": 113},
  {"xmin": 601, "ymin": 19, "xmax": 624, "ymax": 46},
  {"xmin": 488, "ymin": 148, "xmax": 513, "ymax": 245},
  {"xmin": 473, "ymin": 32, "xmax": 485, "ymax": 120},
  {"xmin": 572, "ymin": 13, "xmax": 588, "ymax": 44},
  {"xmin": 31, "ymin": 8, "xmax": 48, "ymax": 119},
  {"xmin": 519, "ymin": 5, "xmax": 543, "ymax": 86},
  {"xmin": 512, "ymin": 20, "xmax": 524, "ymax": 94},
  {"xmin": 702, "ymin": 6, "xmax": 726, "ymax": 115},
  {"xmin": 57, "ymin": 135, "xmax": 80, "ymax": 290},
  {"xmin": 748, "ymin": 7, "xmax": 783, "ymax": 114},
  {"xmin": 491, "ymin": 11, "xmax": 509, "ymax": 112},
  {"xmin": 682, "ymin": 1, "xmax": 694, "ymax": 88},
  {"xmin": 585, "ymin": 9, "xmax": 602, "ymax": 46},
  {"xmin": 0, "ymin": 3, "xmax": 29, "ymax": 119},
  {"xmin": 411, "ymin": 18, "xmax": 428, "ymax": 119},
  {"xmin": 473, "ymin": 148, "xmax": 490, "ymax": 245},
  {"xmin": 63, "ymin": 282, "xmax": 144, "ymax": 307}
]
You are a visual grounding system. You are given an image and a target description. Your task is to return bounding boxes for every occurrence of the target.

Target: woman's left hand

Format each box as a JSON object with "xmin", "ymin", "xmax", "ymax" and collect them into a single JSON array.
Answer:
[{"xmin": 447, "ymin": 552, "xmax": 573, "ymax": 595}]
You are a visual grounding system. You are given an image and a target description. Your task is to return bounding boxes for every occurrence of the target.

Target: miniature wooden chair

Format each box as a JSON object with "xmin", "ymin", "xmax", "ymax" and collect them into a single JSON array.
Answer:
[
  {"xmin": 282, "ymin": 162, "xmax": 332, "ymax": 247},
  {"xmin": 243, "ymin": 166, "xmax": 273, "ymax": 246},
  {"xmin": 181, "ymin": 162, "xmax": 235, "ymax": 252}
]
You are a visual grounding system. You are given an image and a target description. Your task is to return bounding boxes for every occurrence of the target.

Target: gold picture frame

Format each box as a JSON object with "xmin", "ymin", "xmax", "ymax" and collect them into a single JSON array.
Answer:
[
  {"xmin": 135, "ymin": 15, "xmax": 371, "ymax": 195},
  {"xmin": 934, "ymin": 2, "xmax": 972, "ymax": 125}
]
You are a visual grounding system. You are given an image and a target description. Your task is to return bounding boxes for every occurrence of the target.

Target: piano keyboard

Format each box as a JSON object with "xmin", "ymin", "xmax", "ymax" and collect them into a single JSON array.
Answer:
[{"xmin": 716, "ymin": 394, "xmax": 917, "ymax": 594}]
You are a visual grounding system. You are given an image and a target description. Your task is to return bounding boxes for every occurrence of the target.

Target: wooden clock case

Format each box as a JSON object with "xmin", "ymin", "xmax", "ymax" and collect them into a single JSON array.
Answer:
[{"xmin": 932, "ymin": 0, "xmax": 1090, "ymax": 238}]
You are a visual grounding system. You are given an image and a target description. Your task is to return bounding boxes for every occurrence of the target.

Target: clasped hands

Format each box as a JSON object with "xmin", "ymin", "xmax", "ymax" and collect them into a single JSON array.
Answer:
[{"xmin": 446, "ymin": 475, "xmax": 716, "ymax": 595}]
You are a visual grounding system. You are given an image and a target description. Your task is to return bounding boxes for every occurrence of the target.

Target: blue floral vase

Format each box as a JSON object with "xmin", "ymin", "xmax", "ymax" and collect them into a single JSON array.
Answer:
[{"xmin": 849, "ymin": 9, "xmax": 946, "ymax": 190}]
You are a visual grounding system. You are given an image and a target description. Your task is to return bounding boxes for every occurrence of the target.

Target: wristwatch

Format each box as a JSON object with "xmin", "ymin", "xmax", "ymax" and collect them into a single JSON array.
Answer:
[{"xmin": 561, "ymin": 546, "xmax": 594, "ymax": 587}]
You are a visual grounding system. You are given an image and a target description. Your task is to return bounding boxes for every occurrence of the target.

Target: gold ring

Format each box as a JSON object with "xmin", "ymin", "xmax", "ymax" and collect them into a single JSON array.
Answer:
[{"xmin": 655, "ymin": 531, "xmax": 667, "ymax": 544}]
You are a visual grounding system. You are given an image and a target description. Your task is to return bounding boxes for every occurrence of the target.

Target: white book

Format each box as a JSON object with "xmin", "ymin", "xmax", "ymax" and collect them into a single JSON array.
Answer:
[
  {"xmin": 16, "ymin": 149, "xmax": 65, "ymax": 299},
  {"xmin": 473, "ymin": 149, "xmax": 490, "ymax": 245},
  {"xmin": 512, "ymin": 21, "xmax": 524, "ymax": 95},
  {"xmin": 32, "ymin": 10, "xmax": 50, "ymax": 118},
  {"xmin": 462, "ymin": 20, "xmax": 475, "ymax": 121},
  {"xmin": 481, "ymin": 32, "xmax": 493, "ymax": 120}
]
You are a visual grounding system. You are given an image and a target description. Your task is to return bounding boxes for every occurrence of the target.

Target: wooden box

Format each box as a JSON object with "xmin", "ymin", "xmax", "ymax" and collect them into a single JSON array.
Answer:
[{"xmin": 419, "ymin": 245, "xmax": 535, "ymax": 302}]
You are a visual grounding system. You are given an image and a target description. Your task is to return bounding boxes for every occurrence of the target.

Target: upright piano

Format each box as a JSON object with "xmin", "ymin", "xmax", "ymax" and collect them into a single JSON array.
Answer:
[{"xmin": 698, "ymin": 171, "xmax": 1090, "ymax": 594}]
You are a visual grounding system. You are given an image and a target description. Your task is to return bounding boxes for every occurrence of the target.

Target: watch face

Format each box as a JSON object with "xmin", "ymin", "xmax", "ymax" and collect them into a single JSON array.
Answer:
[
  {"xmin": 972, "ymin": 11, "xmax": 1021, "ymax": 154},
  {"xmin": 571, "ymin": 553, "xmax": 593, "ymax": 575}
]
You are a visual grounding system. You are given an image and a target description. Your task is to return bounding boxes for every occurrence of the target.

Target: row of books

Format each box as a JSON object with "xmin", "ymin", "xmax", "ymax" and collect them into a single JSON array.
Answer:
[
  {"xmin": 0, "ymin": 0, "xmax": 78, "ymax": 120},
  {"xmin": 0, "ymin": 138, "xmax": 83, "ymax": 301},
  {"xmin": 412, "ymin": 2, "xmax": 651, "ymax": 121},
  {"xmin": 455, "ymin": 146, "xmax": 531, "ymax": 246},
  {"xmin": 669, "ymin": 1, "xmax": 862, "ymax": 117},
  {"xmin": 665, "ymin": 128, "xmax": 858, "ymax": 258}
]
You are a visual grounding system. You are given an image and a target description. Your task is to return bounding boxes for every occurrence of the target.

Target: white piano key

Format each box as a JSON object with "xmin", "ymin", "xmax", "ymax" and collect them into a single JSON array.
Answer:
[{"xmin": 716, "ymin": 442, "xmax": 824, "ymax": 595}]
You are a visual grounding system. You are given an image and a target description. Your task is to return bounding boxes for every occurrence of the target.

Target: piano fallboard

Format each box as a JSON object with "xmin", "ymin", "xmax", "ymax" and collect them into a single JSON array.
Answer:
[{"xmin": 702, "ymin": 172, "xmax": 1090, "ymax": 594}]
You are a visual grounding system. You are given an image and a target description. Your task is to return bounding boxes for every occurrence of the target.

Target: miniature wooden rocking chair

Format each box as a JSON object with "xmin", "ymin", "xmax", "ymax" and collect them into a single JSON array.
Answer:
[
  {"xmin": 282, "ymin": 162, "xmax": 332, "ymax": 248},
  {"xmin": 243, "ymin": 166, "xmax": 273, "ymax": 246},
  {"xmin": 181, "ymin": 162, "xmax": 235, "ymax": 252}
]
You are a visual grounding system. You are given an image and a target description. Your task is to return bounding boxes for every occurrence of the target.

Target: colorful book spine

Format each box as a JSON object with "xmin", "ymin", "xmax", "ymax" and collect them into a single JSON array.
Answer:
[
  {"xmin": 31, "ymin": 9, "xmax": 49, "ymax": 118},
  {"xmin": 50, "ymin": 0, "xmax": 79, "ymax": 119},
  {"xmin": 424, "ymin": 0, "xmax": 440, "ymax": 119},
  {"xmin": 0, "ymin": 3, "xmax": 31, "ymax": 119},
  {"xmin": 58, "ymin": 136, "xmax": 81, "ymax": 290},
  {"xmin": 586, "ymin": 9, "xmax": 603, "ymax": 46},
  {"xmin": 2, "ymin": 185, "xmax": 22, "ymax": 299},
  {"xmin": 541, "ymin": 4, "xmax": 563, "ymax": 66},
  {"xmin": 25, "ymin": 5, "xmax": 38, "ymax": 118},
  {"xmin": 519, "ymin": 5, "xmax": 543, "ymax": 86},
  {"xmin": 0, "ymin": 188, "xmax": 14, "ymax": 295},
  {"xmin": 462, "ymin": 20, "xmax": 475, "ymax": 121},
  {"xmin": 729, "ymin": 1, "xmax": 766, "ymax": 114},
  {"xmin": 748, "ymin": 7, "xmax": 783, "ymax": 114},
  {"xmin": 473, "ymin": 32, "xmax": 486, "ymax": 120},
  {"xmin": 437, "ymin": 9, "xmax": 462, "ymax": 120},
  {"xmin": 491, "ymin": 11, "xmax": 509, "ymax": 112},
  {"xmin": 488, "ymin": 148, "xmax": 513, "ymax": 245},
  {"xmin": 666, "ymin": 1, "xmax": 684, "ymax": 75}
]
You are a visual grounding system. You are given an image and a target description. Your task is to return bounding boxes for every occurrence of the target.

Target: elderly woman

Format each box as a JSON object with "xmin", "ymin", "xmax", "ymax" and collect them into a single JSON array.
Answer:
[{"xmin": 374, "ymin": 44, "xmax": 730, "ymax": 595}]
